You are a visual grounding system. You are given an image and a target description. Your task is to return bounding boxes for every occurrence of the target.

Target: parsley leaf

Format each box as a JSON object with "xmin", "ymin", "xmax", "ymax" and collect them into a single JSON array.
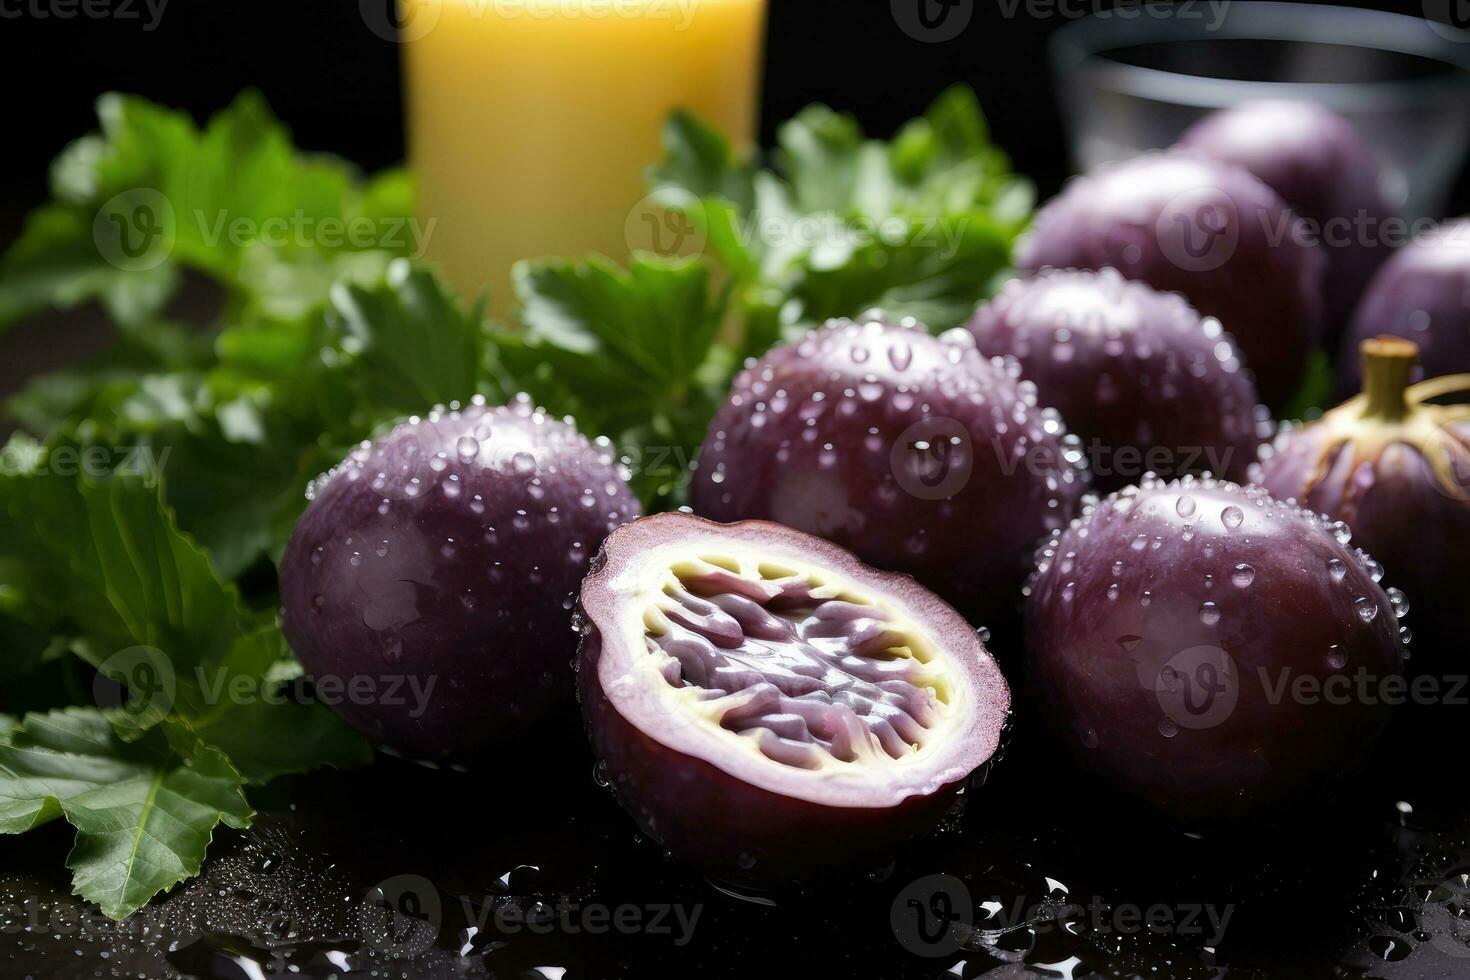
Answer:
[{"xmin": 649, "ymin": 84, "xmax": 1033, "ymax": 335}]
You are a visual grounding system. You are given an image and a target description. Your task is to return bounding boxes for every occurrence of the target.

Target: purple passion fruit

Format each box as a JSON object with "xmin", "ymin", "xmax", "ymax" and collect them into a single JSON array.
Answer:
[
  {"xmin": 968, "ymin": 269, "xmax": 1266, "ymax": 492},
  {"xmin": 1259, "ymin": 338, "xmax": 1470, "ymax": 670},
  {"xmin": 1177, "ymin": 99, "xmax": 1394, "ymax": 341},
  {"xmin": 1339, "ymin": 219, "xmax": 1470, "ymax": 395},
  {"xmin": 576, "ymin": 513, "xmax": 1010, "ymax": 885},
  {"xmin": 280, "ymin": 394, "xmax": 641, "ymax": 760},
  {"xmin": 690, "ymin": 315, "xmax": 1089, "ymax": 627},
  {"xmin": 1016, "ymin": 152, "xmax": 1326, "ymax": 409},
  {"xmin": 1026, "ymin": 476, "xmax": 1405, "ymax": 825}
]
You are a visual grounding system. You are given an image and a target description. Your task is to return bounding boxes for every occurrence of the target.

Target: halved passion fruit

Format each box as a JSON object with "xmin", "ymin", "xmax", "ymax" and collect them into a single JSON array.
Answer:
[{"xmin": 576, "ymin": 513, "xmax": 1010, "ymax": 886}]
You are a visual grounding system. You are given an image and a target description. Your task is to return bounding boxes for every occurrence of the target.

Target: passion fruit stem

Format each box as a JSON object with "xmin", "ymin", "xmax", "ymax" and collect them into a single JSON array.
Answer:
[{"xmin": 1358, "ymin": 336, "xmax": 1419, "ymax": 423}]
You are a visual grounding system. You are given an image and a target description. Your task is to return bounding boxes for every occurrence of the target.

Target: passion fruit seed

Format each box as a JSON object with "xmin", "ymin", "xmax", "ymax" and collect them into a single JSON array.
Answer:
[{"xmin": 640, "ymin": 552, "xmax": 955, "ymax": 771}]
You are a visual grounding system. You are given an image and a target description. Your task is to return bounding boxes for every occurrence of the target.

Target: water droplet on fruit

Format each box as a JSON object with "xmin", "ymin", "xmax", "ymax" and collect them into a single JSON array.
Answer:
[
  {"xmin": 1326, "ymin": 646, "xmax": 1347, "ymax": 671},
  {"xmin": 456, "ymin": 435, "xmax": 480, "ymax": 460},
  {"xmin": 1176, "ymin": 495, "xmax": 1197, "ymax": 518},
  {"xmin": 1221, "ymin": 506, "xmax": 1244, "ymax": 529},
  {"xmin": 1231, "ymin": 564, "xmax": 1255, "ymax": 588},
  {"xmin": 1158, "ymin": 717, "xmax": 1180, "ymax": 738},
  {"xmin": 1328, "ymin": 558, "xmax": 1347, "ymax": 583},
  {"xmin": 1199, "ymin": 602, "xmax": 1220, "ymax": 626},
  {"xmin": 1356, "ymin": 597, "xmax": 1379, "ymax": 623}
]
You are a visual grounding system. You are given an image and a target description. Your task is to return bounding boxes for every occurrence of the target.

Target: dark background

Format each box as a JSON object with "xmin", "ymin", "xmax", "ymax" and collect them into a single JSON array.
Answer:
[{"xmin": 2, "ymin": 0, "xmax": 1462, "ymax": 251}]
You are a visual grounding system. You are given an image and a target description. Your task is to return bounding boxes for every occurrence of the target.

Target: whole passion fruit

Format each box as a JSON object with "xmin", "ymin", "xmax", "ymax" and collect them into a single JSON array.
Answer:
[
  {"xmin": 690, "ymin": 315, "xmax": 1089, "ymax": 627},
  {"xmin": 1339, "ymin": 219, "xmax": 1470, "ymax": 395},
  {"xmin": 968, "ymin": 269, "xmax": 1266, "ymax": 492},
  {"xmin": 1259, "ymin": 337, "xmax": 1470, "ymax": 671},
  {"xmin": 576, "ymin": 512, "xmax": 1010, "ymax": 885},
  {"xmin": 1026, "ymin": 476, "xmax": 1406, "ymax": 825},
  {"xmin": 280, "ymin": 394, "xmax": 641, "ymax": 760},
  {"xmin": 1016, "ymin": 152, "xmax": 1325, "ymax": 409},
  {"xmin": 1177, "ymin": 99, "xmax": 1394, "ymax": 342}
]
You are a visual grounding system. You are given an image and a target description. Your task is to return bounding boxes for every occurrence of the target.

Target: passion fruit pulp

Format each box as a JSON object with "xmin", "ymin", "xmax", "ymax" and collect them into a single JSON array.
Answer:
[{"xmin": 577, "ymin": 513, "xmax": 1010, "ymax": 886}]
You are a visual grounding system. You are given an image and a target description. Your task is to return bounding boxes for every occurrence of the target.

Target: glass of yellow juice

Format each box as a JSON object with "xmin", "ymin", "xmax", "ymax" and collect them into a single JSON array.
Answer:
[{"xmin": 399, "ymin": 0, "xmax": 768, "ymax": 311}]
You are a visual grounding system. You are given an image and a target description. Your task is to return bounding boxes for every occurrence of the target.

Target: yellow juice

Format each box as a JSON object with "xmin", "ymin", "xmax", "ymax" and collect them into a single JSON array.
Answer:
[{"xmin": 400, "ymin": 0, "xmax": 767, "ymax": 309}]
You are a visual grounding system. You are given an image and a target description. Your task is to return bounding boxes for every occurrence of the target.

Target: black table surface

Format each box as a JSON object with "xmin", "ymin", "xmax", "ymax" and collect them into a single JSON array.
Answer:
[{"xmin": 2, "ymin": 694, "xmax": 1467, "ymax": 980}]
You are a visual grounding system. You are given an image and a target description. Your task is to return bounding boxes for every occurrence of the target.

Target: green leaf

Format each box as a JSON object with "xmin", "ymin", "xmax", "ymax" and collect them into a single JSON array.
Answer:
[
  {"xmin": 326, "ymin": 258, "xmax": 485, "ymax": 417},
  {"xmin": 502, "ymin": 255, "xmax": 729, "ymax": 506},
  {"xmin": 0, "ymin": 91, "xmax": 417, "ymax": 335},
  {"xmin": 1280, "ymin": 349, "xmax": 1336, "ymax": 422},
  {"xmin": 0, "ymin": 708, "xmax": 252, "ymax": 918},
  {"xmin": 0, "ymin": 439, "xmax": 249, "ymax": 693},
  {"xmin": 650, "ymin": 85, "xmax": 1033, "ymax": 334},
  {"xmin": 182, "ymin": 653, "xmax": 374, "ymax": 785}
]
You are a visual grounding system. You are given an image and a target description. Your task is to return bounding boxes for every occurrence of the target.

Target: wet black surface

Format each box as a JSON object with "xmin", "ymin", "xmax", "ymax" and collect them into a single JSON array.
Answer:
[{"xmin": 3, "ymin": 693, "xmax": 1468, "ymax": 980}]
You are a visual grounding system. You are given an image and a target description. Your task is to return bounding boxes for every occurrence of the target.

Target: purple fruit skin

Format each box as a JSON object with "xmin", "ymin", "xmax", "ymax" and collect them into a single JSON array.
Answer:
[
  {"xmin": 579, "ymin": 632, "xmax": 969, "ymax": 884},
  {"xmin": 1017, "ymin": 152, "xmax": 1326, "ymax": 410},
  {"xmin": 690, "ymin": 316, "xmax": 1089, "ymax": 626},
  {"xmin": 280, "ymin": 396, "xmax": 641, "ymax": 760},
  {"xmin": 1178, "ymin": 100, "xmax": 1394, "ymax": 341},
  {"xmin": 1026, "ymin": 478, "xmax": 1404, "ymax": 824},
  {"xmin": 968, "ymin": 269, "xmax": 1265, "ymax": 492},
  {"xmin": 1339, "ymin": 220, "xmax": 1470, "ymax": 394},
  {"xmin": 1258, "ymin": 421, "xmax": 1470, "ymax": 669}
]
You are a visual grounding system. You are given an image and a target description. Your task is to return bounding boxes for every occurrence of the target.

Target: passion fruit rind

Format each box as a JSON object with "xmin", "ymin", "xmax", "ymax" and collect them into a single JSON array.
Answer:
[
  {"xmin": 281, "ymin": 394, "xmax": 640, "ymax": 760},
  {"xmin": 1026, "ymin": 472, "xmax": 1406, "ymax": 825},
  {"xmin": 578, "ymin": 513, "xmax": 1010, "ymax": 885},
  {"xmin": 691, "ymin": 314, "xmax": 1090, "ymax": 627}
]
